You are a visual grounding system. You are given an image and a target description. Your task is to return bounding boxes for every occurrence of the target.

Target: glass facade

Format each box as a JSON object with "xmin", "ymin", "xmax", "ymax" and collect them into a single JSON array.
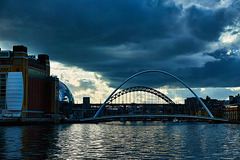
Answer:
[{"xmin": 0, "ymin": 73, "xmax": 7, "ymax": 109}]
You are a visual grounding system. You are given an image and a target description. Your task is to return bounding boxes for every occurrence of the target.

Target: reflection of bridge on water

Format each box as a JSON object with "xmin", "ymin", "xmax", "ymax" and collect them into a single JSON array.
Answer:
[{"xmin": 76, "ymin": 70, "xmax": 229, "ymax": 123}]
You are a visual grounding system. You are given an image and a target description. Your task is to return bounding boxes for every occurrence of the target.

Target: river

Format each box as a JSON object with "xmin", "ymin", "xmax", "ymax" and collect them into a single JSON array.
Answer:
[{"xmin": 0, "ymin": 122, "xmax": 239, "ymax": 159}]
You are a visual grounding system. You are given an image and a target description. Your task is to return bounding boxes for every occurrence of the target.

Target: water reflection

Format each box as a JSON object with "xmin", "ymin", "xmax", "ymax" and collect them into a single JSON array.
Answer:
[
  {"xmin": 0, "ymin": 125, "xmax": 58, "ymax": 159},
  {"xmin": 0, "ymin": 122, "xmax": 240, "ymax": 159},
  {"xmin": 3, "ymin": 127, "xmax": 23, "ymax": 159}
]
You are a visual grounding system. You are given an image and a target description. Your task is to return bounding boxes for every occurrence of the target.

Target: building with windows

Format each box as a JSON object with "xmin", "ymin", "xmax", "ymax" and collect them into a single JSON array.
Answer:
[
  {"xmin": 0, "ymin": 45, "xmax": 59, "ymax": 118},
  {"xmin": 224, "ymin": 94, "xmax": 240, "ymax": 121},
  {"xmin": 185, "ymin": 96, "xmax": 224, "ymax": 118},
  {"xmin": 224, "ymin": 105, "xmax": 239, "ymax": 121}
]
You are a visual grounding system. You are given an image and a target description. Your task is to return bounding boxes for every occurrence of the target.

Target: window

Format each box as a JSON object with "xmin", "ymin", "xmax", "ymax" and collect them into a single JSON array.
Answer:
[
  {"xmin": 15, "ymin": 60, "xmax": 21, "ymax": 66},
  {"xmin": 6, "ymin": 61, "xmax": 12, "ymax": 65},
  {"xmin": 0, "ymin": 86, "xmax": 6, "ymax": 90},
  {"xmin": 0, "ymin": 74, "xmax": 6, "ymax": 78},
  {"xmin": 0, "ymin": 73, "xmax": 7, "ymax": 108}
]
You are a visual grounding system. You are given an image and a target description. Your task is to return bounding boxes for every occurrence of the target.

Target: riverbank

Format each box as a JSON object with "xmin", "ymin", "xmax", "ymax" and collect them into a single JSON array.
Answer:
[
  {"xmin": 1, "ymin": 117, "xmax": 240, "ymax": 126},
  {"xmin": 0, "ymin": 118, "xmax": 55, "ymax": 126}
]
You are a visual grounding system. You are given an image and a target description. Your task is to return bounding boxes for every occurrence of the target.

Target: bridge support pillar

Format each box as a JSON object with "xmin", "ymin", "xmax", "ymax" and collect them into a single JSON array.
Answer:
[
  {"xmin": 142, "ymin": 106, "xmax": 145, "ymax": 115},
  {"xmin": 123, "ymin": 105, "xmax": 126, "ymax": 114}
]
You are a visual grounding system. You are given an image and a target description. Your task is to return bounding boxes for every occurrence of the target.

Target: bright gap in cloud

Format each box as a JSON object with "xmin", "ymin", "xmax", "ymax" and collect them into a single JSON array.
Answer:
[
  {"xmin": 51, "ymin": 61, "xmax": 240, "ymax": 104},
  {"xmin": 219, "ymin": 31, "xmax": 238, "ymax": 44},
  {"xmin": 158, "ymin": 87, "xmax": 240, "ymax": 103},
  {"xmin": 219, "ymin": 22, "xmax": 240, "ymax": 44},
  {"xmin": 50, "ymin": 61, "xmax": 114, "ymax": 104}
]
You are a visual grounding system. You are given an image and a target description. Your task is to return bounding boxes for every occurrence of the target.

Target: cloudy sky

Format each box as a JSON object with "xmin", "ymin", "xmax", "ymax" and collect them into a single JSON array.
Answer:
[{"xmin": 0, "ymin": 0, "xmax": 240, "ymax": 103}]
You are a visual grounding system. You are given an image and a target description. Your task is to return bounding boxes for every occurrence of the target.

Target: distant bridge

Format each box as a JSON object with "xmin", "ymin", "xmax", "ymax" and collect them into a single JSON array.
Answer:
[
  {"xmin": 76, "ymin": 70, "xmax": 233, "ymax": 123},
  {"xmin": 106, "ymin": 86, "xmax": 175, "ymax": 104},
  {"xmin": 74, "ymin": 70, "xmax": 232, "ymax": 124},
  {"xmin": 94, "ymin": 70, "xmax": 214, "ymax": 118}
]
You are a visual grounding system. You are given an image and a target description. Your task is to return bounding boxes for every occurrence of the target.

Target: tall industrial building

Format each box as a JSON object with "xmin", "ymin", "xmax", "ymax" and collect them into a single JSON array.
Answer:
[{"xmin": 0, "ymin": 45, "xmax": 59, "ymax": 118}]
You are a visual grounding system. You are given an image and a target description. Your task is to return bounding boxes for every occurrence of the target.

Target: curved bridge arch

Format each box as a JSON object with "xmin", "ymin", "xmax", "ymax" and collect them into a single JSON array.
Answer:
[
  {"xmin": 94, "ymin": 70, "xmax": 214, "ymax": 118},
  {"xmin": 106, "ymin": 86, "xmax": 175, "ymax": 104}
]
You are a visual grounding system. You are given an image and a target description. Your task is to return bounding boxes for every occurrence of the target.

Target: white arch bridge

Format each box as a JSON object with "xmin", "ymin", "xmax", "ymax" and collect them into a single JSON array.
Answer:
[{"xmin": 78, "ymin": 70, "xmax": 229, "ymax": 123}]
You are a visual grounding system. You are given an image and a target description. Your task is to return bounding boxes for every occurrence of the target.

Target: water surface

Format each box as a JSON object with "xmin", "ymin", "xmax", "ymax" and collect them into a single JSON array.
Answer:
[{"xmin": 0, "ymin": 122, "xmax": 239, "ymax": 159}]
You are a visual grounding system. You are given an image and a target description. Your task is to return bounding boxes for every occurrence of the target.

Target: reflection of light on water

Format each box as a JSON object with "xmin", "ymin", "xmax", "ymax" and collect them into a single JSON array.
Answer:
[
  {"xmin": 4, "ymin": 127, "xmax": 23, "ymax": 159},
  {"xmin": 55, "ymin": 124, "xmax": 106, "ymax": 159},
  {"xmin": 52, "ymin": 122, "xmax": 240, "ymax": 159},
  {"xmin": 2, "ymin": 123, "xmax": 239, "ymax": 159},
  {"xmin": 223, "ymin": 124, "xmax": 240, "ymax": 158}
]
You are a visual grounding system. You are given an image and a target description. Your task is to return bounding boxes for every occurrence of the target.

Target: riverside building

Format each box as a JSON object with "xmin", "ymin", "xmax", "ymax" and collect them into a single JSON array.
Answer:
[{"xmin": 0, "ymin": 45, "xmax": 59, "ymax": 118}]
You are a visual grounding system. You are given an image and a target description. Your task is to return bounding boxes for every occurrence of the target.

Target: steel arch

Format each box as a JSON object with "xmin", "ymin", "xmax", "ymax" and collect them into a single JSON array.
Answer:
[
  {"xmin": 94, "ymin": 70, "xmax": 214, "ymax": 118},
  {"xmin": 106, "ymin": 86, "xmax": 175, "ymax": 104}
]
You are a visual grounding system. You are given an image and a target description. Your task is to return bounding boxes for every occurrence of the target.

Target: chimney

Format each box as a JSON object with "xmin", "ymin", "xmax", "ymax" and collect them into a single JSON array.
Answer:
[
  {"xmin": 13, "ymin": 45, "xmax": 27, "ymax": 53},
  {"xmin": 38, "ymin": 54, "xmax": 49, "ymax": 65}
]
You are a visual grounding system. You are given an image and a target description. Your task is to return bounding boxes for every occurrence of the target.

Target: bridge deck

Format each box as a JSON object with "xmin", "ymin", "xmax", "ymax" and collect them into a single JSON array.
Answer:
[{"xmin": 80, "ymin": 114, "xmax": 229, "ymax": 123}]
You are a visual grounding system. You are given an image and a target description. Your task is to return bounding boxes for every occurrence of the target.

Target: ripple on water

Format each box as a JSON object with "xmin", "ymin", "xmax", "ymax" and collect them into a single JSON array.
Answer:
[{"xmin": 0, "ymin": 122, "xmax": 240, "ymax": 159}]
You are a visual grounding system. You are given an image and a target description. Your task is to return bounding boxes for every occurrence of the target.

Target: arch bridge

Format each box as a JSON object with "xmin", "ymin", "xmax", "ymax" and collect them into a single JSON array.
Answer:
[
  {"xmin": 94, "ymin": 70, "xmax": 214, "ymax": 119},
  {"xmin": 106, "ymin": 86, "xmax": 175, "ymax": 105},
  {"xmin": 78, "ymin": 70, "xmax": 229, "ymax": 123}
]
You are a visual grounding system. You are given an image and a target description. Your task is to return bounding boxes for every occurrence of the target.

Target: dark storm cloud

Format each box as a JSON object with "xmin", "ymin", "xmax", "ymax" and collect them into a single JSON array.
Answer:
[
  {"xmin": 0, "ymin": 0, "xmax": 240, "ymax": 88},
  {"xmin": 185, "ymin": 5, "xmax": 236, "ymax": 41},
  {"xmin": 178, "ymin": 57, "xmax": 240, "ymax": 88}
]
